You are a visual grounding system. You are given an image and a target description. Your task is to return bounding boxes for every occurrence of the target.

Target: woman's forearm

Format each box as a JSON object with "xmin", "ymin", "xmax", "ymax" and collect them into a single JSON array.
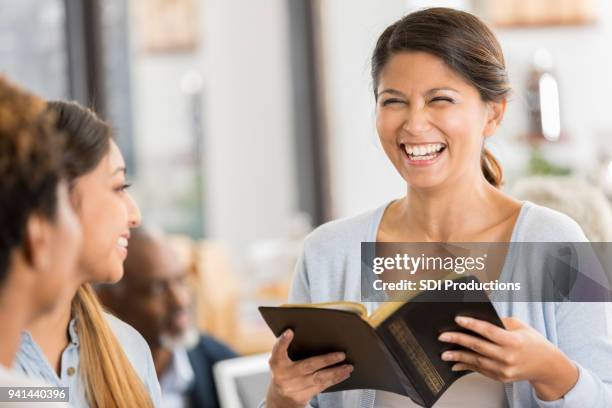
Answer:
[{"xmin": 530, "ymin": 347, "xmax": 579, "ymax": 401}]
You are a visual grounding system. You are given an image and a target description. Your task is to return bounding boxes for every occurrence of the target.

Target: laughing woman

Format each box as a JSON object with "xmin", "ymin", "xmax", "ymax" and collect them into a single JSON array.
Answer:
[
  {"xmin": 264, "ymin": 8, "xmax": 612, "ymax": 408},
  {"xmin": 13, "ymin": 101, "xmax": 161, "ymax": 407}
]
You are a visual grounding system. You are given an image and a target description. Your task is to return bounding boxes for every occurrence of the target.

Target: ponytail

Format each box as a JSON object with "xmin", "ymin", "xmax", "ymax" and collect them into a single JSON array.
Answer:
[
  {"xmin": 72, "ymin": 284, "xmax": 154, "ymax": 408},
  {"xmin": 481, "ymin": 147, "xmax": 503, "ymax": 188}
]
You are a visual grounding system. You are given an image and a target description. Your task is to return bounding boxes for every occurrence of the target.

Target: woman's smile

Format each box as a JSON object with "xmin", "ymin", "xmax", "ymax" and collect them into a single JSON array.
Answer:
[
  {"xmin": 401, "ymin": 142, "xmax": 447, "ymax": 166},
  {"xmin": 116, "ymin": 234, "xmax": 129, "ymax": 259}
]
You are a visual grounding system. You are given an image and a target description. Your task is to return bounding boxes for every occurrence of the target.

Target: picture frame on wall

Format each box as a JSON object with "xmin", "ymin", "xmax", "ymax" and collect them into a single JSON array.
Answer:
[
  {"xmin": 474, "ymin": 0, "xmax": 597, "ymax": 27},
  {"xmin": 134, "ymin": 0, "xmax": 199, "ymax": 53}
]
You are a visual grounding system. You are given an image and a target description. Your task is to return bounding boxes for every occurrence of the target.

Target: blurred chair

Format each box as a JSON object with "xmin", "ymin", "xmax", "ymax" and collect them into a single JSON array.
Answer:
[
  {"xmin": 193, "ymin": 240, "xmax": 240, "ymax": 344},
  {"xmin": 193, "ymin": 240, "xmax": 277, "ymax": 354},
  {"xmin": 168, "ymin": 235, "xmax": 282, "ymax": 355},
  {"xmin": 213, "ymin": 353, "xmax": 270, "ymax": 408},
  {"xmin": 167, "ymin": 234, "xmax": 197, "ymax": 273},
  {"xmin": 511, "ymin": 176, "xmax": 612, "ymax": 241}
]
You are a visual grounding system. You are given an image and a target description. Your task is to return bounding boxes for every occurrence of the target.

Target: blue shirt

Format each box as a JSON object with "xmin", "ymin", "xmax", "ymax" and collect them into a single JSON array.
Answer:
[
  {"xmin": 260, "ymin": 200, "xmax": 612, "ymax": 408},
  {"xmin": 13, "ymin": 313, "xmax": 162, "ymax": 408}
]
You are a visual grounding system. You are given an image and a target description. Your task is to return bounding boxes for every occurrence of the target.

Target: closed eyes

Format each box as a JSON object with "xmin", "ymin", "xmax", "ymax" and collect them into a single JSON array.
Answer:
[
  {"xmin": 380, "ymin": 97, "xmax": 454, "ymax": 107},
  {"xmin": 430, "ymin": 96, "xmax": 455, "ymax": 104},
  {"xmin": 381, "ymin": 98, "xmax": 405, "ymax": 106}
]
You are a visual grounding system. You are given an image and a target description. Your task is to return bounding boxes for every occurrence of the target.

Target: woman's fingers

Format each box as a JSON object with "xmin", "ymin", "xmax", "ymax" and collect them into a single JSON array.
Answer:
[
  {"xmin": 501, "ymin": 316, "xmax": 527, "ymax": 331},
  {"xmin": 269, "ymin": 329, "xmax": 294, "ymax": 369},
  {"xmin": 438, "ymin": 331, "xmax": 504, "ymax": 360},
  {"xmin": 310, "ymin": 364, "xmax": 354, "ymax": 389},
  {"xmin": 441, "ymin": 350, "xmax": 502, "ymax": 375},
  {"xmin": 287, "ymin": 371, "xmax": 352, "ymax": 407},
  {"xmin": 295, "ymin": 352, "xmax": 347, "ymax": 375},
  {"xmin": 266, "ymin": 330, "xmax": 354, "ymax": 408},
  {"xmin": 278, "ymin": 363, "xmax": 354, "ymax": 395},
  {"xmin": 454, "ymin": 316, "xmax": 515, "ymax": 346},
  {"xmin": 268, "ymin": 329, "xmax": 353, "ymax": 399}
]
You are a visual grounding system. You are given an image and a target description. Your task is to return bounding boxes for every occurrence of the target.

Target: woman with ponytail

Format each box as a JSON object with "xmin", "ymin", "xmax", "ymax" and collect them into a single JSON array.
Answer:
[
  {"xmin": 14, "ymin": 101, "xmax": 161, "ymax": 407},
  {"xmin": 264, "ymin": 7, "xmax": 612, "ymax": 408}
]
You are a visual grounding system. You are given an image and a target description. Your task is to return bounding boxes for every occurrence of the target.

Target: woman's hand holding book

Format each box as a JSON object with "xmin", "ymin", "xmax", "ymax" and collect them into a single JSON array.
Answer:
[
  {"xmin": 438, "ymin": 316, "xmax": 579, "ymax": 401},
  {"xmin": 265, "ymin": 329, "xmax": 354, "ymax": 408}
]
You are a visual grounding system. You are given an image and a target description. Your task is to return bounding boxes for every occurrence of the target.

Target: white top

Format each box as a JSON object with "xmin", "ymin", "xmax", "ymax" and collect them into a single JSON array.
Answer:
[
  {"xmin": 159, "ymin": 348, "xmax": 195, "ymax": 408},
  {"xmin": 374, "ymin": 372, "xmax": 506, "ymax": 407}
]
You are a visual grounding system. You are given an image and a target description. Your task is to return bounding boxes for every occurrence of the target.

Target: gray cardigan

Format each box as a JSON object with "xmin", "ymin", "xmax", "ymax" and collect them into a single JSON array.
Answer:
[{"xmin": 266, "ymin": 201, "xmax": 612, "ymax": 408}]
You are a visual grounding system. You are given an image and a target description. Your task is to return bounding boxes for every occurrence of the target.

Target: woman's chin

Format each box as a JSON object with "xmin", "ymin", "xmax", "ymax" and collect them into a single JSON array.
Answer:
[
  {"xmin": 105, "ymin": 273, "xmax": 124, "ymax": 284},
  {"xmin": 97, "ymin": 263, "xmax": 124, "ymax": 284},
  {"xmin": 403, "ymin": 175, "xmax": 447, "ymax": 190}
]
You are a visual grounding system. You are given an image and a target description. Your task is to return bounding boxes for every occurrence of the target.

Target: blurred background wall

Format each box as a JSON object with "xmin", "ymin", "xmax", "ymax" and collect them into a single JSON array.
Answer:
[
  {"xmin": 318, "ymin": 0, "xmax": 612, "ymax": 217},
  {"xmin": 1, "ymin": 0, "xmax": 611, "ymax": 355}
]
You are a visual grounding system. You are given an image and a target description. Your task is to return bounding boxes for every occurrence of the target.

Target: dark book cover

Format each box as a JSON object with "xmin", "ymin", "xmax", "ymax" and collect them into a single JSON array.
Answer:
[{"xmin": 258, "ymin": 276, "xmax": 504, "ymax": 407}]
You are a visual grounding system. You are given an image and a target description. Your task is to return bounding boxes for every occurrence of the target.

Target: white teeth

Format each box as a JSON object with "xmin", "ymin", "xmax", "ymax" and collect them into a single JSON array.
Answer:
[
  {"xmin": 117, "ymin": 237, "xmax": 128, "ymax": 248},
  {"xmin": 404, "ymin": 143, "xmax": 445, "ymax": 157},
  {"xmin": 413, "ymin": 154, "xmax": 435, "ymax": 161}
]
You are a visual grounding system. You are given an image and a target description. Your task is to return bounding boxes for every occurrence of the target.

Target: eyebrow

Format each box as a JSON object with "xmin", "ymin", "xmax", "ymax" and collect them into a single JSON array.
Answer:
[
  {"xmin": 428, "ymin": 87, "xmax": 459, "ymax": 94},
  {"xmin": 377, "ymin": 87, "xmax": 459, "ymax": 98},
  {"xmin": 112, "ymin": 166, "xmax": 126, "ymax": 176},
  {"xmin": 377, "ymin": 88, "xmax": 405, "ymax": 98}
]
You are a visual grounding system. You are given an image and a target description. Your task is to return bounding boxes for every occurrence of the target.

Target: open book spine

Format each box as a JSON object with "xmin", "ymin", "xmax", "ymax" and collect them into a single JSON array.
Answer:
[
  {"xmin": 388, "ymin": 319, "xmax": 445, "ymax": 400},
  {"xmin": 377, "ymin": 317, "xmax": 449, "ymax": 408}
]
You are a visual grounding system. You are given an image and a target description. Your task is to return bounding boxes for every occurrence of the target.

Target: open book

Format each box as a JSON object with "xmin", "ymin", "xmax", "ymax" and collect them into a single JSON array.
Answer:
[{"xmin": 258, "ymin": 276, "xmax": 503, "ymax": 407}]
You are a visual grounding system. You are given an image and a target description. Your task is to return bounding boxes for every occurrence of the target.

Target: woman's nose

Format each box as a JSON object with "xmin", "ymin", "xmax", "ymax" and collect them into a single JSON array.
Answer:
[
  {"xmin": 126, "ymin": 193, "xmax": 142, "ymax": 228},
  {"xmin": 402, "ymin": 106, "xmax": 431, "ymax": 135}
]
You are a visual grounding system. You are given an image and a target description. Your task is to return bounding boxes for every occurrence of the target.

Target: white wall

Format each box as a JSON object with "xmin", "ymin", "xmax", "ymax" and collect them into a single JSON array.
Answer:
[
  {"xmin": 319, "ymin": 0, "xmax": 408, "ymax": 219},
  {"xmin": 318, "ymin": 0, "xmax": 612, "ymax": 219},
  {"xmin": 199, "ymin": 0, "xmax": 298, "ymax": 253},
  {"xmin": 130, "ymin": 0, "xmax": 299, "ymax": 256}
]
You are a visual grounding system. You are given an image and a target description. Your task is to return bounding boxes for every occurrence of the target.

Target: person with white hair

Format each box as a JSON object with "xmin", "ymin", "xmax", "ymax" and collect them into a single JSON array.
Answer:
[{"xmin": 512, "ymin": 176, "xmax": 612, "ymax": 242}]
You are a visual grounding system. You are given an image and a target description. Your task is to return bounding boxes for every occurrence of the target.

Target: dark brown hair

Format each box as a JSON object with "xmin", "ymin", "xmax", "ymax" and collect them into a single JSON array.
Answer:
[
  {"xmin": 0, "ymin": 76, "xmax": 64, "ymax": 284},
  {"xmin": 47, "ymin": 101, "xmax": 112, "ymax": 187},
  {"xmin": 46, "ymin": 100, "xmax": 153, "ymax": 408},
  {"xmin": 371, "ymin": 7, "xmax": 509, "ymax": 187}
]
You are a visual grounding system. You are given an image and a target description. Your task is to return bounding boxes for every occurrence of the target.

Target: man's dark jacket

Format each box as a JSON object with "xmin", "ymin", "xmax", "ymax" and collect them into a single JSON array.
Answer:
[{"xmin": 187, "ymin": 334, "xmax": 237, "ymax": 408}]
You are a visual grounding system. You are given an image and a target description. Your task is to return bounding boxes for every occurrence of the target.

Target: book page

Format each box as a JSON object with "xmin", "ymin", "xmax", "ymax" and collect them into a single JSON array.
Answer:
[{"xmin": 281, "ymin": 301, "xmax": 368, "ymax": 318}]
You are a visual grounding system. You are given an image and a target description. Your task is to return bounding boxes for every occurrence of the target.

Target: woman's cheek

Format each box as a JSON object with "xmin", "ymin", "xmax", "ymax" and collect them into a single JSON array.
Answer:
[
  {"xmin": 434, "ymin": 108, "xmax": 463, "ymax": 135},
  {"xmin": 376, "ymin": 114, "xmax": 392, "ymax": 139}
]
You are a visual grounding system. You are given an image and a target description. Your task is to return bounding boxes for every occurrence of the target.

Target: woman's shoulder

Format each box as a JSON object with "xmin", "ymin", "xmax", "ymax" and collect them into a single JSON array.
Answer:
[
  {"xmin": 516, "ymin": 201, "xmax": 588, "ymax": 242},
  {"xmin": 303, "ymin": 204, "xmax": 386, "ymax": 253},
  {"xmin": 103, "ymin": 312, "xmax": 150, "ymax": 360},
  {"xmin": 103, "ymin": 312, "xmax": 162, "ymax": 405}
]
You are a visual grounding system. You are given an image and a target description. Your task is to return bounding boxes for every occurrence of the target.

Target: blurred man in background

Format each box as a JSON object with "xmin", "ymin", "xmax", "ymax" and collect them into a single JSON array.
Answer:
[{"xmin": 98, "ymin": 227, "xmax": 236, "ymax": 408}]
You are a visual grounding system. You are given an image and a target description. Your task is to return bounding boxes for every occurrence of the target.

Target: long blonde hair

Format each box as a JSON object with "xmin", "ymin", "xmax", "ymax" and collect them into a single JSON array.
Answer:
[{"xmin": 72, "ymin": 284, "xmax": 154, "ymax": 408}]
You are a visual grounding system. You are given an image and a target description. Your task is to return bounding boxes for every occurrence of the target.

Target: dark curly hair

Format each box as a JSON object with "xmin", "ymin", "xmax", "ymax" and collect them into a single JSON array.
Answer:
[{"xmin": 0, "ymin": 76, "xmax": 65, "ymax": 284}]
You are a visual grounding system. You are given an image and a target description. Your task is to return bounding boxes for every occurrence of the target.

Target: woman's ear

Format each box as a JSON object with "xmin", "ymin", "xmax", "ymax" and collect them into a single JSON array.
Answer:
[
  {"xmin": 24, "ymin": 214, "xmax": 51, "ymax": 272},
  {"xmin": 483, "ymin": 99, "xmax": 507, "ymax": 138}
]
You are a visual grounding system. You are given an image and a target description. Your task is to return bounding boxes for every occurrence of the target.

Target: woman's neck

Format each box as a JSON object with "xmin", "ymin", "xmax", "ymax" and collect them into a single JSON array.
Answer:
[
  {"xmin": 0, "ymin": 282, "xmax": 33, "ymax": 368},
  {"xmin": 390, "ymin": 176, "xmax": 519, "ymax": 242},
  {"xmin": 26, "ymin": 287, "xmax": 77, "ymax": 375},
  {"xmin": 0, "ymin": 256, "xmax": 39, "ymax": 368}
]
